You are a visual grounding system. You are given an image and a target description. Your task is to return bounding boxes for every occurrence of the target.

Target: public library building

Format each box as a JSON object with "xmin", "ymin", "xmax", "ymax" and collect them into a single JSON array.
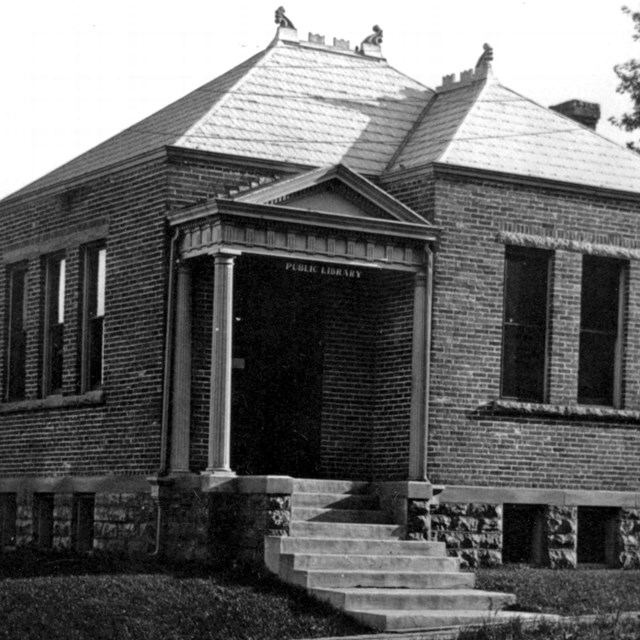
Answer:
[{"xmin": 2, "ymin": 13, "xmax": 640, "ymax": 570}]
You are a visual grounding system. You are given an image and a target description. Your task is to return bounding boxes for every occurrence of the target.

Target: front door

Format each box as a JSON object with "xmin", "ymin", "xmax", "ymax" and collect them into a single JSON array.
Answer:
[{"xmin": 231, "ymin": 256, "xmax": 324, "ymax": 476}]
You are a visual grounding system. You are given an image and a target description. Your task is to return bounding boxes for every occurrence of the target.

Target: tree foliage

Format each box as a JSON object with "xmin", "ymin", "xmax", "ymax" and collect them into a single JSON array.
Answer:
[{"xmin": 611, "ymin": 6, "xmax": 640, "ymax": 151}]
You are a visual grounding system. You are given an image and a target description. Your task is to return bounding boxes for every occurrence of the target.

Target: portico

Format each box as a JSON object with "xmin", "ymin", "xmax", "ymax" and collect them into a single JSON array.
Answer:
[{"xmin": 167, "ymin": 165, "xmax": 439, "ymax": 483}]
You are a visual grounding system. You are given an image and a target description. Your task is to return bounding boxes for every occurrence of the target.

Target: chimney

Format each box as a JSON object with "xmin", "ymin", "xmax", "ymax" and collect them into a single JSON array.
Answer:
[{"xmin": 550, "ymin": 100, "xmax": 601, "ymax": 130}]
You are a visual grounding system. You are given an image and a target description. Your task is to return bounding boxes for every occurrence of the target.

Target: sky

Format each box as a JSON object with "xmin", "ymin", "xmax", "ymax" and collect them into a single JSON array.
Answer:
[{"xmin": 0, "ymin": 0, "xmax": 637, "ymax": 200}]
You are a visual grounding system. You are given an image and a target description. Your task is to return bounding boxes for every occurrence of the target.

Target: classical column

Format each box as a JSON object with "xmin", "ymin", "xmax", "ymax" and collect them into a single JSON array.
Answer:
[
  {"xmin": 207, "ymin": 253, "xmax": 236, "ymax": 474},
  {"xmin": 409, "ymin": 250, "xmax": 433, "ymax": 481},
  {"xmin": 170, "ymin": 261, "xmax": 192, "ymax": 473}
]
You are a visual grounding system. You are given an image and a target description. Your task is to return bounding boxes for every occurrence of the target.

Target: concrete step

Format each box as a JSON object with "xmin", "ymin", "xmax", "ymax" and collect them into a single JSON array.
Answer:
[
  {"xmin": 292, "ymin": 479, "xmax": 371, "ymax": 494},
  {"xmin": 292, "ymin": 492, "xmax": 380, "ymax": 510},
  {"xmin": 289, "ymin": 521, "xmax": 404, "ymax": 539},
  {"xmin": 311, "ymin": 587, "xmax": 516, "ymax": 612},
  {"xmin": 280, "ymin": 552, "xmax": 461, "ymax": 572},
  {"xmin": 290, "ymin": 507, "xmax": 391, "ymax": 524},
  {"xmin": 267, "ymin": 536, "xmax": 448, "ymax": 557},
  {"xmin": 288, "ymin": 569, "xmax": 476, "ymax": 589},
  {"xmin": 347, "ymin": 609, "xmax": 541, "ymax": 632}
]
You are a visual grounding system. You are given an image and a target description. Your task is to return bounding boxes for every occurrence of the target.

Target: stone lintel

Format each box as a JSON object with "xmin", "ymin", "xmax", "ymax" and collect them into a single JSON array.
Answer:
[{"xmin": 435, "ymin": 485, "xmax": 640, "ymax": 508}]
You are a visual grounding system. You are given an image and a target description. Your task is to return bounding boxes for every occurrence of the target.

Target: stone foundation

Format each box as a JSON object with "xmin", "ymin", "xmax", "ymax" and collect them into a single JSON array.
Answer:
[
  {"xmin": 210, "ymin": 491, "xmax": 292, "ymax": 564},
  {"xmin": 618, "ymin": 508, "xmax": 640, "ymax": 569},
  {"xmin": 93, "ymin": 493, "xmax": 156, "ymax": 555},
  {"xmin": 545, "ymin": 505, "xmax": 577, "ymax": 569},
  {"xmin": 430, "ymin": 502, "xmax": 502, "ymax": 568},
  {"xmin": 53, "ymin": 494, "xmax": 72, "ymax": 549},
  {"xmin": 4, "ymin": 479, "xmax": 640, "ymax": 570}
]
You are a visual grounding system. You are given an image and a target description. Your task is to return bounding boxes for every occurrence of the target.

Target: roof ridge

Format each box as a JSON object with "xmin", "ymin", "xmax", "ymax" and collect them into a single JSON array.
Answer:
[
  {"xmin": 438, "ymin": 78, "xmax": 489, "ymax": 164},
  {"xmin": 176, "ymin": 46, "xmax": 273, "ymax": 146},
  {"xmin": 495, "ymin": 81, "xmax": 640, "ymax": 157},
  {"xmin": 384, "ymin": 92, "xmax": 439, "ymax": 173}
]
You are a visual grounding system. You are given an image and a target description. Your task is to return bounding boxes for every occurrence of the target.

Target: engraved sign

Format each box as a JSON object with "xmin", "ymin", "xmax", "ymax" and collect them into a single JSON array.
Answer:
[{"xmin": 285, "ymin": 261, "xmax": 362, "ymax": 279}]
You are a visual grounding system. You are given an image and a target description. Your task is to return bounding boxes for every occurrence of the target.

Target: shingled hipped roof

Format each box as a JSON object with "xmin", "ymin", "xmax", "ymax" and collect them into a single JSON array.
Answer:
[
  {"xmin": 6, "ymin": 26, "xmax": 640, "ymax": 201},
  {"xmin": 389, "ymin": 72, "xmax": 640, "ymax": 193},
  {"xmin": 8, "ymin": 33, "xmax": 431, "ymax": 199}
]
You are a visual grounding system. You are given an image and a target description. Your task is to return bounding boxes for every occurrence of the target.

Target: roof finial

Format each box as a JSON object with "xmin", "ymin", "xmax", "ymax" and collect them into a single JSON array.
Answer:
[
  {"xmin": 357, "ymin": 25, "xmax": 384, "ymax": 58},
  {"xmin": 275, "ymin": 6, "xmax": 295, "ymax": 29},
  {"xmin": 362, "ymin": 25, "xmax": 383, "ymax": 47},
  {"xmin": 475, "ymin": 43, "xmax": 493, "ymax": 71}
]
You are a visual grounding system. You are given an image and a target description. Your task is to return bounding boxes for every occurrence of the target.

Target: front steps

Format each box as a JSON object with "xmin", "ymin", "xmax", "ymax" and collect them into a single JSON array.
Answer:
[{"xmin": 265, "ymin": 479, "xmax": 517, "ymax": 633}]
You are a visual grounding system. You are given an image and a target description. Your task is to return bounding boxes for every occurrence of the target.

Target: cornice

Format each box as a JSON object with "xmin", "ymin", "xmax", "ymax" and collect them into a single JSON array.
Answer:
[
  {"xmin": 382, "ymin": 161, "xmax": 640, "ymax": 204},
  {"xmin": 164, "ymin": 146, "xmax": 313, "ymax": 175},
  {"xmin": 0, "ymin": 148, "xmax": 169, "ymax": 207}
]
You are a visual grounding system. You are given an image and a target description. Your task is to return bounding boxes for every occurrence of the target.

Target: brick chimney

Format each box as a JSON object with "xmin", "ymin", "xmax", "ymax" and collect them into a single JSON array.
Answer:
[{"xmin": 550, "ymin": 100, "xmax": 601, "ymax": 130}]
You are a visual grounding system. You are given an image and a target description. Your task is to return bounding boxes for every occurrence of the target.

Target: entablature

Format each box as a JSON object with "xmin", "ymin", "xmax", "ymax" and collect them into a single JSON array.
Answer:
[{"xmin": 169, "ymin": 198, "xmax": 438, "ymax": 271}]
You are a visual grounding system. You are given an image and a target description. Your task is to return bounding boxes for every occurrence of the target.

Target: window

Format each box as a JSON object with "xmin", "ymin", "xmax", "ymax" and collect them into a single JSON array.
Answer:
[
  {"xmin": 71, "ymin": 493, "xmax": 94, "ymax": 552},
  {"xmin": 578, "ymin": 256, "xmax": 625, "ymax": 407},
  {"xmin": 0, "ymin": 493, "xmax": 17, "ymax": 548},
  {"xmin": 33, "ymin": 493, "xmax": 54, "ymax": 549},
  {"xmin": 43, "ymin": 254, "xmax": 66, "ymax": 396},
  {"xmin": 502, "ymin": 504, "xmax": 545, "ymax": 564},
  {"xmin": 577, "ymin": 506, "xmax": 617, "ymax": 565},
  {"xmin": 501, "ymin": 247, "xmax": 551, "ymax": 402},
  {"xmin": 5, "ymin": 264, "xmax": 28, "ymax": 401},
  {"xmin": 81, "ymin": 245, "xmax": 106, "ymax": 391}
]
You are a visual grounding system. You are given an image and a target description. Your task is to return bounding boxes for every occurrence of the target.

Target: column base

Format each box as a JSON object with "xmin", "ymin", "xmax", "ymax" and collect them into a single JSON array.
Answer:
[{"xmin": 201, "ymin": 470, "xmax": 237, "ymax": 492}]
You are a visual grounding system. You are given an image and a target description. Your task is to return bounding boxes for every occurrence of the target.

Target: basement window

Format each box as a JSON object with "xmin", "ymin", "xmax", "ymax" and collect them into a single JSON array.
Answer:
[
  {"xmin": 502, "ymin": 504, "xmax": 545, "ymax": 564},
  {"xmin": 71, "ymin": 493, "xmax": 95, "ymax": 552},
  {"xmin": 577, "ymin": 506, "xmax": 617, "ymax": 566},
  {"xmin": 501, "ymin": 247, "xmax": 551, "ymax": 402},
  {"xmin": 0, "ymin": 493, "xmax": 17, "ymax": 547},
  {"xmin": 578, "ymin": 256, "xmax": 626, "ymax": 407},
  {"xmin": 33, "ymin": 493, "xmax": 54, "ymax": 549}
]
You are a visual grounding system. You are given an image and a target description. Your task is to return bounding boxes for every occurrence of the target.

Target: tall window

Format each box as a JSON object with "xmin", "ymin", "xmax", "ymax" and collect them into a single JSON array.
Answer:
[
  {"xmin": 501, "ymin": 246, "xmax": 551, "ymax": 402},
  {"xmin": 578, "ymin": 256, "xmax": 625, "ymax": 407},
  {"xmin": 43, "ymin": 254, "xmax": 66, "ymax": 396},
  {"xmin": 5, "ymin": 264, "xmax": 27, "ymax": 401},
  {"xmin": 81, "ymin": 244, "xmax": 106, "ymax": 391}
]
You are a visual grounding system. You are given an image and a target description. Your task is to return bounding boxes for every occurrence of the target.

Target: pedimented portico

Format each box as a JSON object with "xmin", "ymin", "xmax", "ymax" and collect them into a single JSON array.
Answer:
[{"xmin": 167, "ymin": 165, "xmax": 439, "ymax": 483}]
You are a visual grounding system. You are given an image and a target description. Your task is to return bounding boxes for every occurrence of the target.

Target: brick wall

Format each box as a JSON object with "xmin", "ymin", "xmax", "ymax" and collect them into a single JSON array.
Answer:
[
  {"xmin": 370, "ymin": 271, "xmax": 414, "ymax": 480},
  {"xmin": 384, "ymin": 169, "xmax": 640, "ymax": 491},
  {"xmin": 0, "ymin": 158, "xmax": 169, "ymax": 477},
  {"xmin": 167, "ymin": 153, "xmax": 282, "ymax": 208}
]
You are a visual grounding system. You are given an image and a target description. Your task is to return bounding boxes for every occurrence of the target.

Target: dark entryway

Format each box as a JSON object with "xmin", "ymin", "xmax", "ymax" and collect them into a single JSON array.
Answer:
[{"xmin": 231, "ymin": 256, "xmax": 325, "ymax": 476}]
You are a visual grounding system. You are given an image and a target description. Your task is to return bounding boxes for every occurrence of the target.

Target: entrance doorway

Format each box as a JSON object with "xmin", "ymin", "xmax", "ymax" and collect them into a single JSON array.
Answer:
[{"xmin": 231, "ymin": 256, "xmax": 325, "ymax": 476}]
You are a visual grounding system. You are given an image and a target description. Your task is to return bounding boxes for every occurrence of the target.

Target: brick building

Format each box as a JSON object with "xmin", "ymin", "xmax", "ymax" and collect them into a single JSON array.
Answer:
[{"xmin": 2, "ymin": 14, "xmax": 640, "ymax": 572}]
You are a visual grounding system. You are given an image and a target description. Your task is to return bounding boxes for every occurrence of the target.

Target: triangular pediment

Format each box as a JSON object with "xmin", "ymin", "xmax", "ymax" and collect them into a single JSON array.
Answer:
[{"xmin": 232, "ymin": 164, "xmax": 430, "ymax": 225}]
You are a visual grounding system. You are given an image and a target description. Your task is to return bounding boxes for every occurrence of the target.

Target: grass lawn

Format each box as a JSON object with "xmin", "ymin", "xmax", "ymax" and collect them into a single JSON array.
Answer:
[
  {"xmin": 2, "ymin": 554, "xmax": 640, "ymax": 640},
  {"xmin": 460, "ymin": 565, "xmax": 640, "ymax": 640},
  {"xmin": 0, "ymin": 551, "xmax": 369, "ymax": 640}
]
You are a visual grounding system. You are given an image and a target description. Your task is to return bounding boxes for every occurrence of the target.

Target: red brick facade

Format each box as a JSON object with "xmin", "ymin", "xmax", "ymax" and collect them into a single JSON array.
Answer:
[{"xmin": 384, "ymin": 168, "xmax": 640, "ymax": 492}]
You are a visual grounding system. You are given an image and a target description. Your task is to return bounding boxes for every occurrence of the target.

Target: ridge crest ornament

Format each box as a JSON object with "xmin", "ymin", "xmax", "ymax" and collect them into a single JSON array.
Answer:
[
  {"xmin": 357, "ymin": 25, "xmax": 384, "ymax": 57},
  {"xmin": 274, "ymin": 6, "xmax": 295, "ymax": 29}
]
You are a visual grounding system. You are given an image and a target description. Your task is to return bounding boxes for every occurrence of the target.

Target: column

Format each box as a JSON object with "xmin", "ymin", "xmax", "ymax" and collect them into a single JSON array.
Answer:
[
  {"xmin": 409, "ymin": 250, "xmax": 433, "ymax": 481},
  {"xmin": 170, "ymin": 261, "xmax": 192, "ymax": 473},
  {"xmin": 207, "ymin": 253, "xmax": 236, "ymax": 474}
]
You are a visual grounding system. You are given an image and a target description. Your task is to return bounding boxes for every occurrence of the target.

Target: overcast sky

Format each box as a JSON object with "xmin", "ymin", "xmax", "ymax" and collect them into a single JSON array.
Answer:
[{"xmin": 0, "ymin": 0, "xmax": 637, "ymax": 200}]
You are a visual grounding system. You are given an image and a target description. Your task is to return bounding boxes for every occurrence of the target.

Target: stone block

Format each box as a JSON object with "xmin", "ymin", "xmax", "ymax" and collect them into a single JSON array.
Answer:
[{"xmin": 548, "ymin": 549, "xmax": 576, "ymax": 569}]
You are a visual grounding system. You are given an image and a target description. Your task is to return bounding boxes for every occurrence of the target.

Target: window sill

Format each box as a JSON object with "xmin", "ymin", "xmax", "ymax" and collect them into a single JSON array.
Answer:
[
  {"xmin": 491, "ymin": 399, "xmax": 640, "ymax": 423},
  {"xmin": 0, "ymin": 390, "xmax": 105, "ymax": 414}
]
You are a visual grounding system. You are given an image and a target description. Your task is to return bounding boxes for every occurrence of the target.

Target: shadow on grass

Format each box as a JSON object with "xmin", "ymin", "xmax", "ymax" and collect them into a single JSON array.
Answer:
[{"xmin": 0, "ymin": 549, "xmax": 373, "ymax": 640}]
